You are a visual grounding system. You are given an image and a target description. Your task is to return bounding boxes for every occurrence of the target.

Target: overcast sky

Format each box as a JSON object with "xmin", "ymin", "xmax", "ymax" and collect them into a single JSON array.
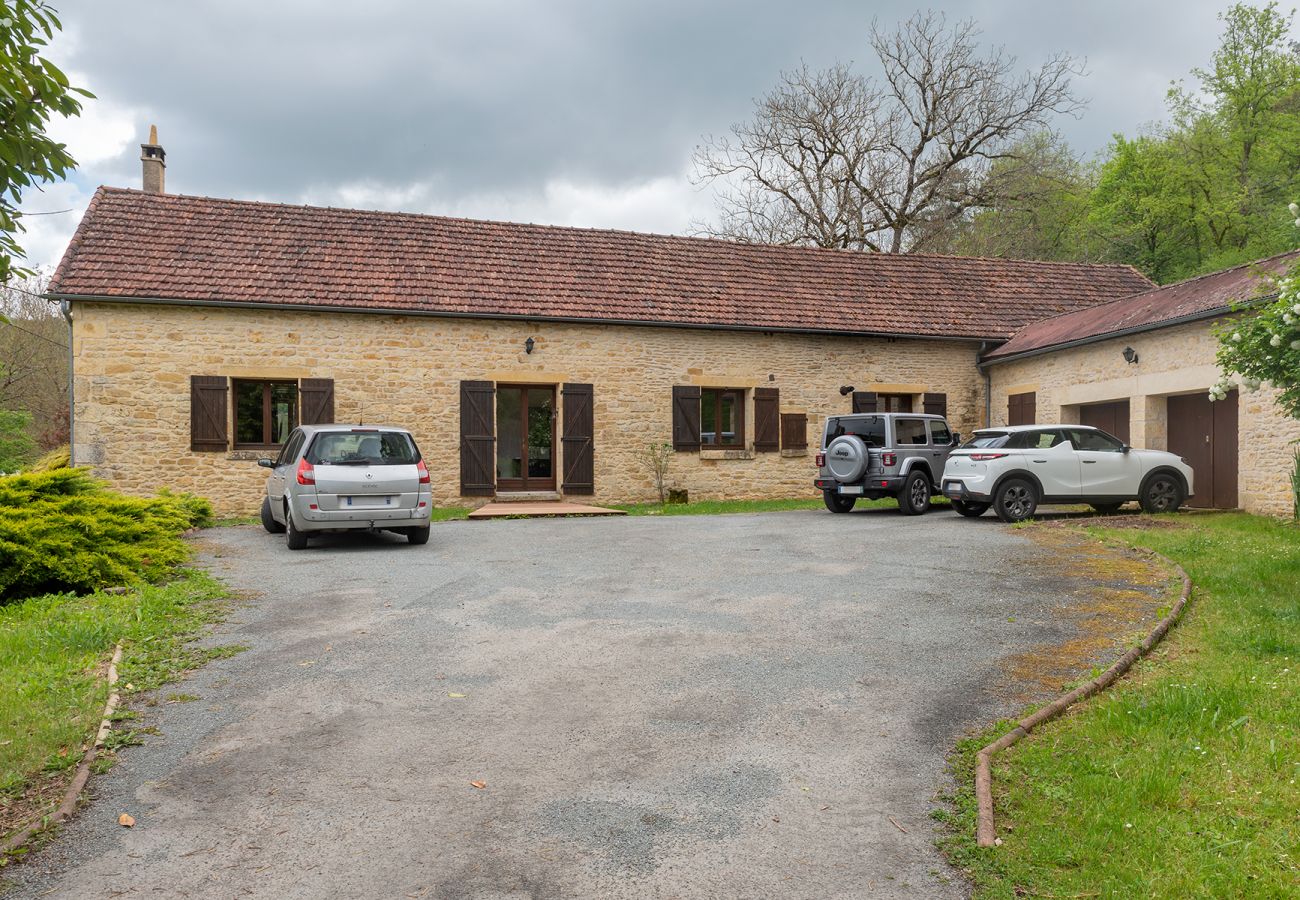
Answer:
[{"xmin": 20, "ymin": 0, "xmax": 1243, "ymax": 271}]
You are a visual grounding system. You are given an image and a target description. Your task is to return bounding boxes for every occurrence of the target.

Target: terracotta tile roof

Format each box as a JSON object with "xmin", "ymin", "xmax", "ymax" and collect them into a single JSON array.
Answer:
[
  {"xmin": 985, "ymin": 250, "xmax": 1300, "ymax": 361},
  {"xmin": 50, "ymin": 187, "xmax": 1155, "ymax": 340}
]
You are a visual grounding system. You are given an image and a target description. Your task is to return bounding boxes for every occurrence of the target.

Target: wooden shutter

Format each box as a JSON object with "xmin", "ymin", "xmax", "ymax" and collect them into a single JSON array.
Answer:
[
  {"xmin": 672, "ymin": 385, "xmax": 701, "ymax": 451},
  {"xmin": 923, "ymin": 392, "xmax": 947, "ymax": 417},
  {"xmin": 459, "ymin": 380, "xmax": 496, "ymax": 496},
  {"xmin": 1008, "ymin": 392, "xmax": 1036, "ymax": 426},
  {"xmin": 190, "ymin": 376, "xmax": 228, "ymax": 452},
  {"xmin": 753, "ymin": 387, "xmax": 779, "ymax": 452},
  {"xmin": 780, "ymin": 412, "xmax": 808, "ymax": 450},
  {"xmin": 300, "ymin": 378, "xmax": 335, "ymax": 425},
  {"xmin": 852, "ymin": 391, "xmax": 878, "ymax": 413},
  {"xmin": 561, "ymin": 383, "xmax": 594, "ymax": 495}
]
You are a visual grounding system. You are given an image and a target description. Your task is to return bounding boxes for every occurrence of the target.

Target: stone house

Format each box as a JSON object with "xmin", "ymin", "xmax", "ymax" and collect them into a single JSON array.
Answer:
[{"xmin": 44, "ymin": 136, "xmax": 1297, "ymax": 516}]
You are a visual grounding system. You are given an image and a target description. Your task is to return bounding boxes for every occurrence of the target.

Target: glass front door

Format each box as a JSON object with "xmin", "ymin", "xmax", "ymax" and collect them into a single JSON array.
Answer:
[{"xmin": 496, "ymin": 385, "xmax": 555, "ymax": 491}]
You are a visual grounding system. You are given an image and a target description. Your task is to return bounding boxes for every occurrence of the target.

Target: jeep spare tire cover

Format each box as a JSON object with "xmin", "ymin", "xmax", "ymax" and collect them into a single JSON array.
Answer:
[{"xmin": 825, "ymin": 434, "xmax": 869, "ymax": 482}]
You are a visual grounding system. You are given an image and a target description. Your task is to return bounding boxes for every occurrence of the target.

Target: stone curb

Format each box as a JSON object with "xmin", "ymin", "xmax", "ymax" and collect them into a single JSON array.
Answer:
[
  {"xmin": 1, "ymin": 642, "xmax": 124, "ymax": 859},
  {"xmin": 975, "ymin": 545, "xmax": 1194, "ymax": 848}
]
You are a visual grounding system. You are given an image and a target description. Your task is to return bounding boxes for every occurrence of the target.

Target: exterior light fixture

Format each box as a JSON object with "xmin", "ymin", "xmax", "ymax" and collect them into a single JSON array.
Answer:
[
  {"xmin": 839, "ymin": 385, "xmax": 855, "ymax": 396},
  {"xmin": 525, "ymin": 337, "xmax": 535, "ymax": 354},
  {"xmin": 1122, "ymin": 346, "xmax": 1138, "ymax": 364}
]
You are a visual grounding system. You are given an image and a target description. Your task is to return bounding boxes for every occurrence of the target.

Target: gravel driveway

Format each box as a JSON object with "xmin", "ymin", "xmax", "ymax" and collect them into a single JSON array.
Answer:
[{"xmin": 5, "ymin": 509, "xmax": 1162, "ymax": 899}]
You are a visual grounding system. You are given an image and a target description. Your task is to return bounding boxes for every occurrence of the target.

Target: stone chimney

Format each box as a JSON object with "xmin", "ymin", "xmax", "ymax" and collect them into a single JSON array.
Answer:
[{"xmin": 140, "ymin": 125, "xmax": 165, "ymax": 194}]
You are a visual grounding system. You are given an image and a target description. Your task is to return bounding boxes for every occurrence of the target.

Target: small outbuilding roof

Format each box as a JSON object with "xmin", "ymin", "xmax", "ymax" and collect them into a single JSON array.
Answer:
[
  {"xmin": 48, "ymin": 187, "xmax": 1155, "ymax": 341},
  {"xmin": 985, "ymin": 250, "xmax": 1300, "ymax": 363}
]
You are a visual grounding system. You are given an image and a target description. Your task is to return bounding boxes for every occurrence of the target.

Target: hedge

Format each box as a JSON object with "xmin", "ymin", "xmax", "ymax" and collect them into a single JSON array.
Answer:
[{"xmin": 0, "ymin": 469, "xmax": 213, "ymax": 602}]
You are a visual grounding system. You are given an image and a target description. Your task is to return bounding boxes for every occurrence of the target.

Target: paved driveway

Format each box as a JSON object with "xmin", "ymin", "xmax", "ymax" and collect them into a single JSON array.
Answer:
[{"xmin": 6, "ymin": 510, "xmax": 1161, "ymax": 899}]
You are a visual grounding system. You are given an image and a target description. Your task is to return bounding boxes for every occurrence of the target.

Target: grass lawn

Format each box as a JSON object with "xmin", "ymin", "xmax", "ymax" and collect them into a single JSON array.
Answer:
[
  {"xmin": 1, "ymin": 571, "xmax": 235, "ymax": 854},
  {"xmin": 939, "ymin": 512, "xmax": 1300, "ymax": 898}
]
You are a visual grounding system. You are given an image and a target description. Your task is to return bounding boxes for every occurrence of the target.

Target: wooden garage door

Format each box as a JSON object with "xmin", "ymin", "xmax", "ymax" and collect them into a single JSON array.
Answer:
[
  {"xmin": 1079, "ymin": 400, "xmax": 1131, "ymax": 445},
  {"xmin": 1167, "ymin": 391, "xmax": 1238, "ymax": 509}
]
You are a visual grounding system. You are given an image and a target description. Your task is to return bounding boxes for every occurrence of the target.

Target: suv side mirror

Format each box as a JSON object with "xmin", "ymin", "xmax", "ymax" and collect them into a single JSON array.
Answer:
[
  {"xmin": 257, "ymin": 458, "xmax": 276, "ymax": 468},
  {"xmin": 1121, "ymin": 444, "xmax": 1131, "ymax": 454},
  {"xmin": 951, "ymin": 432, "xmax": 961, "ymax": 445}
]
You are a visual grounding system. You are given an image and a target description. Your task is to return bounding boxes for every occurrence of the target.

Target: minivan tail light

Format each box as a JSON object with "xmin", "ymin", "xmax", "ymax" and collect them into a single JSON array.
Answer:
[
  {"xmin": 815, "ymin": 452, "xmax": 826, "ymax": 467},
  {"xmin": 296, "ymin": 458, "xmax": 315, "ymax": 485},
  {"xmin": 417, "ymin": 459, "xmax": 430, "ymax": 485},
  {"xmin": 881, "ymin": 452, "xmax": 897, "ymax": 466},
  {"xmin": 970, "ymin": 453, "xmax": 1008, "ymax": 461}
]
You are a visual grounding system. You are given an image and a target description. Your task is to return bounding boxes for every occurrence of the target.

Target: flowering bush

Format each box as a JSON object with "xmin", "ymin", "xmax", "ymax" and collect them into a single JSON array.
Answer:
[{"xmin": 1213, "ymin": 207, "xmax": 1300, "ymax": 417}]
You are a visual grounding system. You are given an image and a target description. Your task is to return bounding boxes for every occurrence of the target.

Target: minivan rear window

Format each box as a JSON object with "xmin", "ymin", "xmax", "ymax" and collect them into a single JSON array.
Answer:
[
  {"xmin": 960, "ymin": 431, "xmax": 1010, "ymax": 449},
  {"xmin": 825, "ymin": 416, "xmax": 887, "ymax": 447},
  {"xmin": 306, "ymin": 431, "xmax": 421, "ymax": 466}
]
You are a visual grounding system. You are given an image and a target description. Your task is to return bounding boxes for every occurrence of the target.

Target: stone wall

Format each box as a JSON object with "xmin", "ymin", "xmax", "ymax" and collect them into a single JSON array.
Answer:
[
  {"xmin": 987, "ymin": 318, "xmax": 1300, "ymax": 517},
  {"xmin": 71, "ymin": 302, "xmax": 987, "ymax": 516}
]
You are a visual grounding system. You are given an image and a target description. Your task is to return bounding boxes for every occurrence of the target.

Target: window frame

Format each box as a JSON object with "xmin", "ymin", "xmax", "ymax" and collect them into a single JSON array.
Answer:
[
  {"xmin": 232, "ymin": 378, "xmax": 299, "ymax": 449},
  {"xmin": 878, "ymin": 393, "xmax": 914, "ymax": 413},
  {"xmin": 894, "ymin": 417, "xmax": 930, "ymax": 446},
  {"xmin": 699, "ymin": 388, "xmax": 746, "ymax": 449}
]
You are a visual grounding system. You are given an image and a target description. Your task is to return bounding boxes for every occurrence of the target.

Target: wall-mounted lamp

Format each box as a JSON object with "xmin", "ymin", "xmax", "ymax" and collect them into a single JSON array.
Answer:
[
  {"xmin": 1122, "ymin": 346, "xmax": 1138, "ymax": 364},
  {"xmin": 524, "ymin": 337, "xmax": 535, "ymax": 355},
  {"xmin": 839, "ymin": 385, "xmax": 855, "ymax": 396}
]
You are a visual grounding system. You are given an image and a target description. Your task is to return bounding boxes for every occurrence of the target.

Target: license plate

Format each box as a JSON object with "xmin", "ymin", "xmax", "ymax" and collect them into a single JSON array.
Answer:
[
  {"xmin": 839, "ymin": 485, "xmax": 864, "ymax": 495},
  {"xmin": 345, "ymin": 495, "xmax": 394, "ymax": 507}
]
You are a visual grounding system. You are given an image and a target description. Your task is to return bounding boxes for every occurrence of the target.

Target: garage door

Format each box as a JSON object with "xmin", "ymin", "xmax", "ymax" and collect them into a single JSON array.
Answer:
[
  {"xmin": 1167, "ymin": 391, "xmax": 1238, "ymax": 509},
  {"xmin": 1078, "ymin": 400, "xmax": 1131, "ymax": 445}
]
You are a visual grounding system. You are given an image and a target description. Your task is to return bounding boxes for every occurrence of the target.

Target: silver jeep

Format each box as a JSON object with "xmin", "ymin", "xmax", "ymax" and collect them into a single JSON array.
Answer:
[{"xmin": 813, "ymin": 413, "xmax": 959, "ymax": 515}]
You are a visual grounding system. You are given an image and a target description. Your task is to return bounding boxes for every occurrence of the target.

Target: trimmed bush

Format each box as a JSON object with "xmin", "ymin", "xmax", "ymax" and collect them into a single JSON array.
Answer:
[
  {"xmin": 0, "ymin": 469, "xmax": 213, "ymax": 602},
  {"xmin": 26, "ymin": 444, "xmax": 70, "ymax": 473}
]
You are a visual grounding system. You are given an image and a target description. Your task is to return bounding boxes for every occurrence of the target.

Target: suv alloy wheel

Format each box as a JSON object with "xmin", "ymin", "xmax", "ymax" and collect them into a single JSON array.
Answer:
[
  {"xmin": 1139, "ymin": 473, "xmax": 1185, "ymax": 514},
  {"xmin": 994, "ymin": 477, "xmax": 1038, "ymax": 523},
  {"xmin": 898, "ymin": 470, "xmax": 932, "ymax": 516}
]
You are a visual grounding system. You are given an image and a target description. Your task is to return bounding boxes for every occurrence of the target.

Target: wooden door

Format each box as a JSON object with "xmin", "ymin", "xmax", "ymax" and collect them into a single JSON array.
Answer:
[
  {"xmin": 1079, "ymin": 400, "xmax": 1131, "ymax": 445},
  {"xmin": 1167, "ymin": 391, "xmax": 1238, "ymax": 509},
  {"xmin": 496, "ymin": 385, "xmax": 556, "ymax": 491}
]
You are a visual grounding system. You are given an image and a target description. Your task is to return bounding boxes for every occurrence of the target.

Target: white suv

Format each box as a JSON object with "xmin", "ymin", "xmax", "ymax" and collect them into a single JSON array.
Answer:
[{"xmin": 940, "ymin": 425, "xmax": 1194, "ymax": 522}]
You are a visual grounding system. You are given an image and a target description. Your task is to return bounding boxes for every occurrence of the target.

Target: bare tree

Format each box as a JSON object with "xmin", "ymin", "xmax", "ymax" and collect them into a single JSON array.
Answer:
[
  {"xmin": 0, "ymin": 272, "xmax": 68, "ymax": 451},
  {"xmin": 693, "ymin": 11, "xmax": 1085, "ymax": 253}
]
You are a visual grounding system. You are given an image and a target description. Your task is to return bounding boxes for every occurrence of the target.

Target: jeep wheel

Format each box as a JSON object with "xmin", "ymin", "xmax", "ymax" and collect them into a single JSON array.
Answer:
[
  {"xmin": 994, "ymin": 478, "xmax": 1038, "ymax": 523},
  {"xmin": 823, "ymin": 491, "xmax": 856, "ymax": 514},
  {"xmin": 261, "ymin": 496, "xmax": 285, "ymax": 534},
  {"xmin": 897, "ymin": 471, "xmax": 932, "ymax": 516},
  {"xmin": 1139, "ymin": 473, "xmax": 1185, "ymax": 514},
  {"xmin": 953, "ymin": 500, "xmax": 990, "ymax": 518}
]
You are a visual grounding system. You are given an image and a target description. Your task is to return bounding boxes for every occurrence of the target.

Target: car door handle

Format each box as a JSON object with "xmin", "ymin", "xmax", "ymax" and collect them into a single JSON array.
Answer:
[
  {"xmin": 1082, "ymin": 460, "xmax": 1098, "ymax": 464},
  {"xmin": 1031, "ymin": 459, "xmax": 1047, "ymax": 463}
]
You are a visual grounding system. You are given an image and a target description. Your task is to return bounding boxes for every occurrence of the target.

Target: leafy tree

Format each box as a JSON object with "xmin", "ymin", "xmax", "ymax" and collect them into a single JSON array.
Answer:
[{"xmin": 0, "ymin": 1, "xmax": 91, "ymax": 284}]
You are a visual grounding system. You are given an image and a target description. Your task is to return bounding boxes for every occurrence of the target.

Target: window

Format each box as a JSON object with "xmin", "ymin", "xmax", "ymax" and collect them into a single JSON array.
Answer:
[
  {"xmin": 825, "ymin": 415, "xmax": 887, "ymax": 448},
  {"xmin": 928, "ymin": 420, "xmax": 952, "ymax": 445},
  {"xmin": 275, "ymin": 429, "xmax": 305, "ymax": 466},
  {"xmin": 305, "ymin": 429, "xmax": 421, "ymax": 465},
  {"xmin": 879, "ymin": 393, "xmax": 914, "ymax": 413},
  {"xmin": 895, "ymin": 418, "xmax": 929, "ymax": 445},
  {"xmin": 1067, "ymin": 428, "xmax": 1124, "ymax": 452},
  {"xmin": 1007, "ymin": 429, "xmax": 1068, "ymax": 450},
  {"xmin": 960, "ymin": 430, "xmax": 1009, "ymax": 450},
  {"xmin": 234, "ymin": 380, "xmax": 298, "ymax": 447},
  {"xmin": 700, "ymin": 388, "xmax": 744, "ymax": 447}
]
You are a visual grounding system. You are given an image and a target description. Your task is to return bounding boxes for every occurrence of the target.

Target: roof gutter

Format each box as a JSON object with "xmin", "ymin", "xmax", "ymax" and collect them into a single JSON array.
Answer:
[
  {"xmin": 978, "ymin": 296, "xmax": 1276, "ymax": 367},
  {"xmin": 43, "ymin": 291, "xmax": 1006, "ymax": 344}
]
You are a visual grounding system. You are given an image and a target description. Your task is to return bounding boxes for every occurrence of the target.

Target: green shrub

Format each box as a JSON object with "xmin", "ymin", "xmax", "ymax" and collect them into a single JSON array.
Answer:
[
  {"xmin": 0, "ymin": 469, "xmax": 214, "ymax": 602},
  {"xmin": 26, "ymin": 444, "xmax": 70, "ymax": 473},
  {"xmin": 0, "ymin": 409, "xmax": 36, "ymax": 473}
]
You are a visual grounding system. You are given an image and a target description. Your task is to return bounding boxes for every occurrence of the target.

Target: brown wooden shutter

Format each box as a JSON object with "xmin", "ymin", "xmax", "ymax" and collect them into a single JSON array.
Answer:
[
  {"xmin": 1008, "ymin": 392, "xmax": 1036, "ymax": 426},
  {"xmin": 190, "ymin": 376, "xmax": 228, "ymax": 452},
  {"xmin": 299, "ymin": 378, "xmax": 335, "ymax": 425},
  {"xmin": 852, "ymin": 391, "xmax": 878, "ymax": 413},
  {"xmin": 672, "ymin": 385, "xmax": 701, "ymax": 451},
  {"xmin": 459, "ymin": 380, "xmax": 496, "ymax": 496},
  {"xmin": 923, "ymin": 392, "xmax": 947, "ymax": 417},
  {"xmin": 780, "ymin": 412, "xmax": 808, "ymax": 450},
  {"xmin": 753, "ymin": 387, "xmax": 779, "ymax": 452},
  {"xmin": 561, "ymin": 383, "xmax": 594, "ymax": 495}
]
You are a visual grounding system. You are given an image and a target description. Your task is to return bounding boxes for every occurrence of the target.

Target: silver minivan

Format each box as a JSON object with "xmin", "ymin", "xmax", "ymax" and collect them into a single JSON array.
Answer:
[{"xmin": 258, "ymin": 424, "xmax": 433, "ymax": 549}]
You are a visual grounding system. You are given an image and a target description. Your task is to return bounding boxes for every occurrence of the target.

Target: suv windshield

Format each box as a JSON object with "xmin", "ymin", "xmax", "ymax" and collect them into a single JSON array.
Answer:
[
  {"xmin": 306, "ymin": 430, "xmax": 421, "ymax": 466},
  {"xmin": 825, "ymin": 416, "xmax": 887, "ymax": 448}
]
